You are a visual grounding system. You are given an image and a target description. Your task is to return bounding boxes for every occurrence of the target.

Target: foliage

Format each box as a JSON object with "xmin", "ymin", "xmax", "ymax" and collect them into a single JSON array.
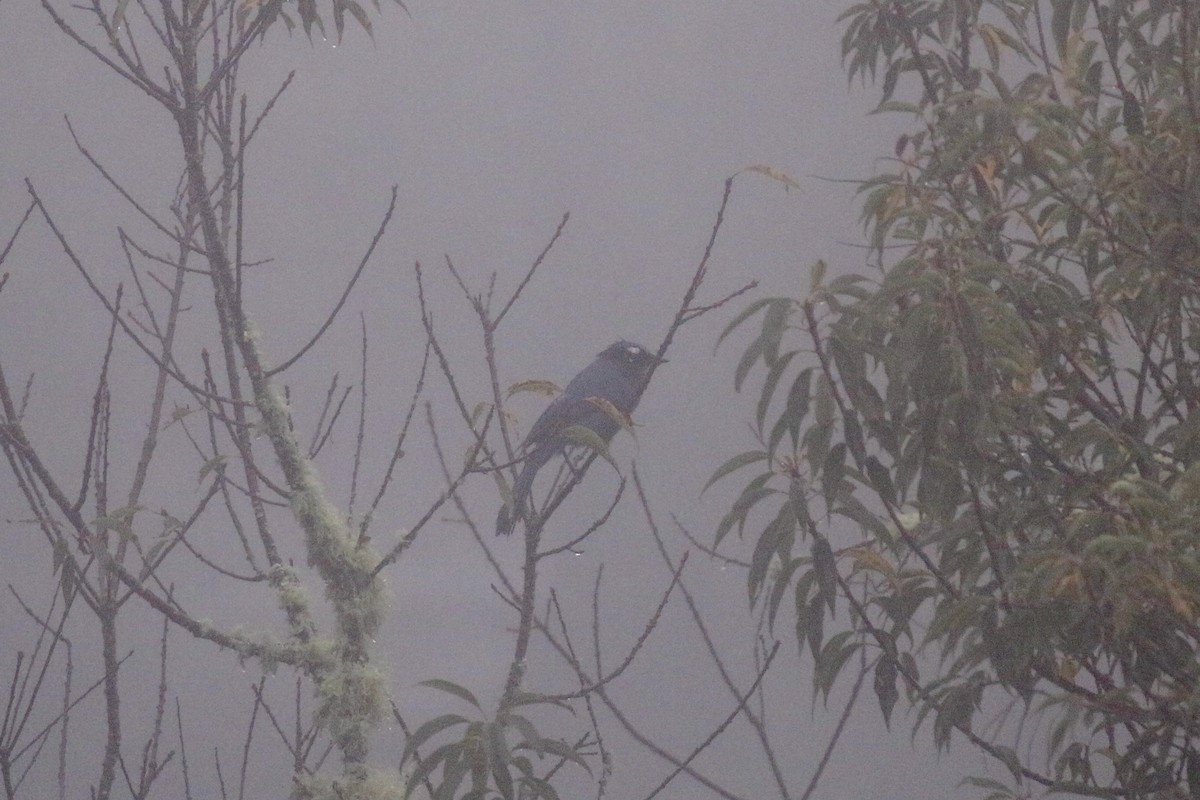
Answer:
[
  {"xmin": 399, "ymin": 682, "xmax": 590, "ymax": 800},
  {"xmin": 718, "ymin": 0, "xmax": 1200, "ymax": 796}
]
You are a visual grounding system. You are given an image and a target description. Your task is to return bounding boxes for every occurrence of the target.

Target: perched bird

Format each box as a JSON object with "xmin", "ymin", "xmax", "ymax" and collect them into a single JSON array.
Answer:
[{"xmin": 496, "ymin": 340, "xmax": 666, "ymax": 536}]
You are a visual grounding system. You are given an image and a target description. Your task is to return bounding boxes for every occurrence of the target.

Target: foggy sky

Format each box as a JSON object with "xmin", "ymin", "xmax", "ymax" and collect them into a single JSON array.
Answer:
[{"xmin": 0, "ymin": 2, "xmax": 995, "ymax": 797}]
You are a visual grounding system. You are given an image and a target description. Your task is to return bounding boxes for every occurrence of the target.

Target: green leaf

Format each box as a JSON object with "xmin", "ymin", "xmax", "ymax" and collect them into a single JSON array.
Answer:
[
  {"xmin": 760, "ymin": 298, "xmax": 793, "ymax": 364},
  {"xmin": 488, "ymin": 722, "xmax": 515, "ymax": 800},
  {"xmin": 400, "ymin": 713, "xmax": 470, "ymax": 768},
  {"xmin": 734, "ymin": 335, "xmax": 765, "ymax": 392},
  {"xmin": 297, "ymin": 0, "xmax": 325, "ymax": 38},
  {"xmin": 874, "ymin": 654, "xmax": 898, "ymax": 727},
  {"xmin": 506, "ymin": 380, "xmax": 560, "ymax": 399},
  {"xmin": 835, "ymin": 493, "xmax": 892, "ymax": 544},
  {"xmin": 814, "ymin": 372, "xmax": 835, "ymax": 427},
  {"xmin": 804, "ymin": 423, "xmax": 833, "ymax": 476},
  {"xmin": 519, "ymin": 774, "xmax": 563, "ymax": 800},
  {"xmin": 583, "ymin": 395, "xmax": 633, "ymax": 437},
  {"xmin": 333, "ymin": 0, "xmax": 346, "ymax": 40},
  {"xmin": 437, "ymin": 749, "xmax": 469, "ymax": 800},
  {"xmin": 198, "ymin": 455, "xmax": 227, "ymax": 483},
  {"xmin": 749, "ymin": 502, "xmax": 796, "ymax": 602},
  {"xmin": 418, "ymin": 679, "xmax": 482, "ymax": 710},
  {"xmin": 502, "ymin": 692, "xmax": 576, "ymax": 714},
  {"xmin": 468, "ymin": 727, "xmax": 490, "ymax": 797},
  {"xmin": 59, "ymin": 559, "xmax": 76, "ymax": 599},
  {"xmin": 341, "ymin": 0, "xmax": 372, "ymax": 37},
  {"xmin": 991, "ymin": 744, "xmax": 1023, "ymax": 782},
  {"xmin": 1050, "ymin": 0, "xmax": 1077, "ymax": 56},
  {"xmin": 1186, "ymin": 750, "xmax": 1200, "ymax": 800},
  {"xmin": 933, "ymin": 682, "xmax": 979, "ymax": 751},
  {"xmin": 94, "ymin": 505, "xmax": 145, "ymax": 538},
  {"xmin": 767, "ymin": 556, "xmax": 805, "ymax": 631},
  {"xmin": 528, "ymin": 737, "xmax": 592, "ymax": 774},
  {"xmin": 756, "ymin": 350, "xmax": 798, "ymax": 431},
  {"xmin": 821, "ymin": 442, "xmax": 847, "ymax": 511},
  {"xmin": 843, "ymin": 412, "xmax": 866, "ymax": 465},
  {"xmin": 138, "ymin": 535, "xmax": 173, "ymax": 581},
  {"xmin": 811, "ymin": 535, "xmax": 838, "ymax": 614},
  {"xmin": 813, "ymin": 630, "xmax": 858, "ymax": 701},
  {"xmin": 865, "ymin": 456, "xmax": 895, "ymax": 502},
  {"xmin": 1121, "ymin": 90, "xmax": 1143, "ymax": 136},
  {"xmin": 925, "ymin": 596, "xmax": 989, "ymax": 650},
  {"xmin": 560, "ymin": 424, "xmax": 616, "ymax": 468},
  {"xmin": 403, "ymin": 740, "xmax": 457, "ymax": 799},
  {"xmin": 779, "ymin": 367, "xmax": 814, "ymax": 452},
  {"xmin": 715, "ymin": 297, "xmax": 776, "ymax": 352},
  {"xmin": 793, "ymin": 571, "xmax": 820, "ymax": 659},
  {"xmin": 503, "ymin": 713, "xmax": 542, "ymax": 753},
  {"xmin": 740, "ymin": 164, "xmax": 802, "ymax": 191},
  {"xmin": 810, "ymin": 259, "xmax": 827, "ymax": 292},
  {"xmin": 714, "ymin": 474, "xmax": 774, "ymax": 547},
  {"xmin": 959, "ymin": 776, "xmax": 1018, "ymax": 797},
  {"xmin": 704, "ymin": 450, "xmax": 769, "ymax": 493}
]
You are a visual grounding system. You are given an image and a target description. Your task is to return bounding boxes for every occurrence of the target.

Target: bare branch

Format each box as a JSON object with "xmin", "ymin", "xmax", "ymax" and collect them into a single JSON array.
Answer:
[
  {"xmin": 635, "ymin": 470, "xmax": 789, "ymax": 799},
  {"xmin": 641, "ymin": 641, "xmax": 781, "ymax": 800},
  {"xmin": 266, "ymin": 186, "xmax": 398, "ymax": 377},
  {"xmin": 541, "ymin": 551, "xmax": 688, "ymax": 701},
  {"xmin": 67, "ymin": 117, "xmax": 187, "ymax": 246},
  {"xmin": 347, "ymin": 315, "xmax": 368, "ymax": 519},
  {"xmin": 0, "ymin": 200, "xmax": 36, "ymax": 269},
  {"xmin": 494, "ymin": 212, "xmax": 570, "ymax": 325},
  {"xmin": 40, "ymin": 0, "xmax": 178, "ymax": 109}
]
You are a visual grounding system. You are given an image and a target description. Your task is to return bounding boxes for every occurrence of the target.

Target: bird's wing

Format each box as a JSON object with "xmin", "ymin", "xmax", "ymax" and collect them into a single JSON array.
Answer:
[{"xmin": 522, "ymin": 391, "xmax": 584, "ymax": 451}]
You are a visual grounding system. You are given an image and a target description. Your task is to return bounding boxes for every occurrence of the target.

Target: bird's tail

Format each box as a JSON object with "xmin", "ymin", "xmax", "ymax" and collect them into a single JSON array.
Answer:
[
  {"xmin": 495, "ymin": 503, "xmax": 518, "ymax": 537},
  {"xmin": 495, "ymin": 449, "xmax": 549, "ymax": 536}
]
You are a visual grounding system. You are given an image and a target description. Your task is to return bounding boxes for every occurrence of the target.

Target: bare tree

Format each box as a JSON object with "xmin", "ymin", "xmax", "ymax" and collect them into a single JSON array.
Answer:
[{"xmin": 0, "ymin": 2, "xmax": 879, "ymax": 799}]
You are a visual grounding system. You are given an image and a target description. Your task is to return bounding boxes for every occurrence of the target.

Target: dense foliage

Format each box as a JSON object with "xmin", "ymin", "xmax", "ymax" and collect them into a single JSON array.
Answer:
[{"xmin": 718, "ymin": 1, "xmax": 1200, "ymax": 796}]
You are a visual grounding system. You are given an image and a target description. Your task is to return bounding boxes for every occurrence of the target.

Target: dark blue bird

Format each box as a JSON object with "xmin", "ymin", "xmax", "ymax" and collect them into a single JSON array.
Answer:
[{"xmin": 496, "ymin": 340, "xmax": 665, "ymax": 536}]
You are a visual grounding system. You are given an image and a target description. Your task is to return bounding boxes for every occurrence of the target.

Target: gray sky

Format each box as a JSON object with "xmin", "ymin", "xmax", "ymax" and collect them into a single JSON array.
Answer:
[{"xmin": 1, "ymin": 1, "xmax": 999, "ymax": 798}]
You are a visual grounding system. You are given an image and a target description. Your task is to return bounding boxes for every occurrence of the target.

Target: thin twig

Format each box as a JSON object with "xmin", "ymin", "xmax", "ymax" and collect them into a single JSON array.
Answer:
[
  {"xmin": 358, "ymin": 339, "xmax": 430, "ymax": 542},
  {"xmin": 797, "ymin": 656, "xmax": 868, "ymax": 800},
  {"xmin": 0, "ymin": 200, "xmax": 36, "ymax": 268},
  {"xmin": 267, "ymin": 186, "xmax": 398, "ymax": 376},
  {"xmin": 635, "ymin": 470, "xmax": 790, "ymax": 799},
  {"xmin": 641, "ymin": 641, "xmax": 781, "ymax": 800},
  {"xmin": 347, "ymin": 314, "xmax": 369, "ymax": 519},
  {"xmin": 67, "ymin": 117, "xmax": 185, "ymax": 245},
  {"xmin": 542, "ymin": 552, "xmax": 688, "ymax": 701},
  {"xmin": 495, "ymin": 212, "xmax": 570, "ymax": 325},
  {"xmin": 370, "ymin": 403, "xmax": 479, "ymax": 576}
]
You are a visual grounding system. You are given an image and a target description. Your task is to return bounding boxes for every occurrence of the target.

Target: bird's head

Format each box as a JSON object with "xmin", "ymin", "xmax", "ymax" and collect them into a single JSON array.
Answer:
[{"xmin": 599, "ymin": 341, "xmax": 667, "ymax": 375}]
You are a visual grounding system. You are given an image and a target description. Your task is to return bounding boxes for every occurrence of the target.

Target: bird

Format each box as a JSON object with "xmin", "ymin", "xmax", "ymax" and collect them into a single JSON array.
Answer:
[{"xmin": 496, "ymin": 340, "xmax": 666, "ymax": 536}]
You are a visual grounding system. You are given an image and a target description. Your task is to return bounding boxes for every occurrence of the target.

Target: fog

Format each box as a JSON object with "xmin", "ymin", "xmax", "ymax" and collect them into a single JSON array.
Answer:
[{"xmin": 1, "ymin": 1, "xmax": 993, "ymax": 797}]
